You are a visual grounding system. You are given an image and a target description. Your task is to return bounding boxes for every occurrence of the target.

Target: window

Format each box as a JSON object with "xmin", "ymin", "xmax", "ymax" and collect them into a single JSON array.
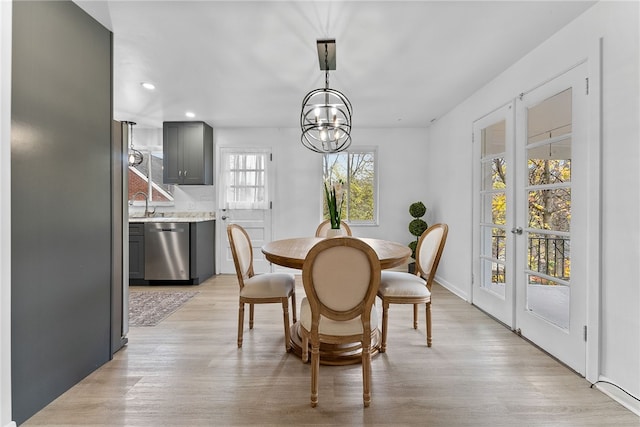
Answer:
[
  {"xmin": 128, "ymin": 150, "xmax": 174, "ymax": 204},
  {"xmin": 220, "ymin": 149, "xmax": 270, "ymax": 209},
  {"xmin": 322, "ymin": 148, "xmax": 377, "ymax": 224}
]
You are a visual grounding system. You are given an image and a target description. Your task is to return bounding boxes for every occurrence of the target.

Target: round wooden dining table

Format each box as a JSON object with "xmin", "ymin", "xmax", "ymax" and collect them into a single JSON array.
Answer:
[{"xmin": 262, "ymin": 236, "xmax": 411, "ymax": 365}]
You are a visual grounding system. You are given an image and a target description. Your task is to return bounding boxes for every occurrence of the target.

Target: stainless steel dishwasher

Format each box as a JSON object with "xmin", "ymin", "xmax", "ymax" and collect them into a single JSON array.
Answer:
[{"xmin": 144, "ymin": 222, "xmax": 190, "ymax": 280}]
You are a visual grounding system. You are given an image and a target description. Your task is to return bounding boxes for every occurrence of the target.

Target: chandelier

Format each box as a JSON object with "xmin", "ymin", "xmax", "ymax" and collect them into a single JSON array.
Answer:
[
  {"xmin": 300, "ymin": 39, "xmax": 352, "ymax": 153},
  {"xmin": 124, "ymin": 121, "xmax": 143, "ymax": 167}
]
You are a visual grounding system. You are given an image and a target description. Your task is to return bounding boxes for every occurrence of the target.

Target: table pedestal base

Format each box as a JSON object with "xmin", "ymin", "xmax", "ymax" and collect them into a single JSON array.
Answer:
[{"xmin": 289, "ymin": 322, "xmax": 381, "ymax": 366}]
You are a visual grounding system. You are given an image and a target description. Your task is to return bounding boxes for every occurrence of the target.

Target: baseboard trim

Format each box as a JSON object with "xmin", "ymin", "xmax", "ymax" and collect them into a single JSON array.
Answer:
[
  {"xmin": 594, "ymin": 378, "xmax": 640, "ymax": 417},
  {"xmin": 433, "ymin": 275, "xmax": 469, "ymax": 302},
  {"xmin": 4, "ymin": 421, "xmax": 17, "ymax": 427}
]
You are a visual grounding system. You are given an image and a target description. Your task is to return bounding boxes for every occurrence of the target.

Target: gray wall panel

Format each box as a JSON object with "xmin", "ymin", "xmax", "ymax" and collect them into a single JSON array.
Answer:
[{"xmin": 11, "ymin": 1, "xmax": 113, "ymax": 424}]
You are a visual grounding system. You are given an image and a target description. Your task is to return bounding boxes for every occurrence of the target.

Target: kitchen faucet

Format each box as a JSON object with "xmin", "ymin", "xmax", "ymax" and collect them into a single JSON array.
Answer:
[{"xmin": 129, "ymin": 191, "xmax": 155, "ymax": 217}]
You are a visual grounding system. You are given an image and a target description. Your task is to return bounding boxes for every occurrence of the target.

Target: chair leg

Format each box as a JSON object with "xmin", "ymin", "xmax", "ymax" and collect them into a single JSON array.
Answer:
[
  {"xmin": 426, "ymin": 301, "xmax": 432, "ymax": 347},
  {"xmin": 282, "ymin": 298, "xmax": 291, "ymax": 352},
  {"xmin": 413, "ymin": 303, "xmax": 419, "ymax": 329},
  {"xmin": 237, "ymin": 300, "xmax": 245, "ymax": 348},
  {"xmin": 301, "ymin": 328, "xmax": 309, "ymax": 363},
  {"xmin": 291, "ymin": 290, "xmax": 297, "ymax": 323},
  {"xmin": 380, "ymin": 300, "xmax": 389, "ymax": 353},
  {"xmin": 249, "ymin": 303, "xmax": 255, "ymax": 329},
  {"xmin": 362, "ymin": 340, "xmax": 372, "ymax": 407},
  {"xmin": 310, "ymin": 341, "xmax": 320, "ymax": 407}
]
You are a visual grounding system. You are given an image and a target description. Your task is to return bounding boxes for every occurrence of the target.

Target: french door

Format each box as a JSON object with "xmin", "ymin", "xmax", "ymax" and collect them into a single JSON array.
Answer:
[
  {"xmin": 472, "ymin": 102, "xmax": 515, "ymax": 327},
  {"xmin": 217, "ymin": 148, "xmax": 273, "ymax": 274},
  {"xmin": 473, "ymin": 63, "xmax": 589, "ymax": 374}
]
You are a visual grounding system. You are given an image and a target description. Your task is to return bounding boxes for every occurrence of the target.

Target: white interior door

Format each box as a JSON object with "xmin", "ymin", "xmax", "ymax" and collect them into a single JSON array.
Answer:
[
  {"xmin": 217, "ymin": 148, "xmax": 273, "ymax": 274},
  {"xmin": 514, "ymin": 63, "xmax": 588, "ymax": 374},
  {"xmin": 472, "ymin": 102, "xmax": 516, "ymax": 327}
]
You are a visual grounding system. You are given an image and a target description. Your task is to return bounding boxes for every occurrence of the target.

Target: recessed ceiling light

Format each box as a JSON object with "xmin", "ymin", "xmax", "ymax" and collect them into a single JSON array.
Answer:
[
  {"xmin": 185, "ymin": 112, "xmax": 196, "ymax": 118},
  {"xmin": 141, "ymin": 82, "xmax": 156, "ymax": 90}
]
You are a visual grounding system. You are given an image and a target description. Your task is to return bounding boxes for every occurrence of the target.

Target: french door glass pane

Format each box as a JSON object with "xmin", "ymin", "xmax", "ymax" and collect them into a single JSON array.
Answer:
[
  {"xmin": 526, "ymin": 274, "xmax": 570, "ymax": 329},
  {"xmin": 480, "ymin": 226, "xmax": 506, "ymax": 261},
  {"xmin": 481, "ymin": 192, "xmax": 506, "ymax": 225},
  {"xmin": 528, "ymin": 157, "xmax": 571, "ymax": 184},
  {"xmin": 527, "ymin": 233, "xmax": 571, "ymax": 280},
  {"xmin": 482, "ymin": 120, "xmax": 506, "ymax": 156},
  {"xmin": 527, "ymin": 188, "xmax": 571, "ymax": 231},
  {"xmin": 527, "ymin": 88, "xmax": 572, "ymax": 144},
  {"xmin": 481, "ymin": 258, "xmax": 506, "ymax": 298},
  {"xmin": 482, "ymin": 158, "xmax": 507, "ymax": 190},
  {"xmin": 525, "ymin": 88, "xmax": 572, "ymax": 330}
]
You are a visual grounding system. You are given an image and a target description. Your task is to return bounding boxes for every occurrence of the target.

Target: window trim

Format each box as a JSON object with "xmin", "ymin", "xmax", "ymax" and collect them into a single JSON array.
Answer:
[
  {"xmin": 322, "ymin": 146, "xmax": 378, "ymax": 226},
  {"xmin": 128, "ymin": 149, "xmax": 175, "ymax": 207}
]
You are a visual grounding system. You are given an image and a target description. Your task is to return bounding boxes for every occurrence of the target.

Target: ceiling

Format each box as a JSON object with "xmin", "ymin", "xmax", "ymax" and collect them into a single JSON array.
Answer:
[{"xmin": 76, "ymin": 1, "xmax": 596, "ymax": 130}]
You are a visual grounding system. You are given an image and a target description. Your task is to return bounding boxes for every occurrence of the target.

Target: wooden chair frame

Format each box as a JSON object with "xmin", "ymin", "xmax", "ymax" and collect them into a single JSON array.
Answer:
[
  {"xmin": 300, "ymin": 237, "xmax": 380, "ymax": 407},
  {"xmin": 227, "ymin": 224, "xmax": 297, "ymax": 352},
  {"xmin": 378, "ymin": 223, "xmax": 448, "ymax": 352}
]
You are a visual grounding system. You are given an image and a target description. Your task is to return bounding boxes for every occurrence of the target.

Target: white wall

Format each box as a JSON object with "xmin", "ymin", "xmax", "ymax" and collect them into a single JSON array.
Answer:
[
  {"xmin": 427, "ymin": 0, "xmax": 639, "ymax": 411},
  {"xmin": 214, "ymin": 127, "xmax": 429, "ymax": 244},
  {"xmin": 0, "ymin": 1, "xmax": 15, "ymax": 425}
]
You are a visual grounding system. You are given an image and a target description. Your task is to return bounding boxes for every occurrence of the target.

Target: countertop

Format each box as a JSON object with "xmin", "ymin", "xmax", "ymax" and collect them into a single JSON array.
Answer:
[{"xmin": 128, "ymin": 212, "xmax": 215, "ymax": 223}]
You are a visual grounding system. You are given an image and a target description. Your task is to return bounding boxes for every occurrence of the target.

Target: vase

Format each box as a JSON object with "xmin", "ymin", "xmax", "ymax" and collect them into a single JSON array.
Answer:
[{"xmin": 325, "ymin": 228, "xmax": 342, "ymax": 238}]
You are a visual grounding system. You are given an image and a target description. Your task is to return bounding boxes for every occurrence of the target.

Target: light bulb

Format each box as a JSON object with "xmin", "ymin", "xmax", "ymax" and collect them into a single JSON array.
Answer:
[
  {"xmin": 320, "ymin": 129, "xmax": 328, "ymax": 141},
  {"xmin": 128, "ymin": 153, "xmax": 135, "ymax": 165}
]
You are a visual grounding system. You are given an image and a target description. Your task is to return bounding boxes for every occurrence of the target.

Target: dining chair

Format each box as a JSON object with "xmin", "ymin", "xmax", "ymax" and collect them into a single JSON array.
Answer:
[
  {"xmin": 314, "ymin": 219, "xmax": 352, "ymax": 237},
  {"xmin": 299, "ymin": 237, "xmax": 381, "ymax": 407},
  {"xmin": 227, "ymin": 224, "xmax": 297, "ymax": 352},
  {"xmin": 377, "ymin": 223, "xmax": 448, "ymax": 352}
]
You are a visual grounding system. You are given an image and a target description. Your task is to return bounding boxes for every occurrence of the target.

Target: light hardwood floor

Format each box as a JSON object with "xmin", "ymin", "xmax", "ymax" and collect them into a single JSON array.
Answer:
[{"xmin": 24, "ymin": 274, "xmax": 638, "ymax": 426}]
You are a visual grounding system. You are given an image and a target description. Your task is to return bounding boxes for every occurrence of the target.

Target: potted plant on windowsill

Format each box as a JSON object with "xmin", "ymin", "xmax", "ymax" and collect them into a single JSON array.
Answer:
[{"xmin": 408, "ymin": 201, "xmax": 428, "ymax": 273}]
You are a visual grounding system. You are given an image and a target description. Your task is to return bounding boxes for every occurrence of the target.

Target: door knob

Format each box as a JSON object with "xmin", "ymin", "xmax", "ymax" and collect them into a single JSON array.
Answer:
[
  {"xmin": 221, "ymin": 215, "xmax": 229, "ymax": 220},
  {"xmin": 511, "ymin": 227, "xmax": 523, "ymax": 235}
]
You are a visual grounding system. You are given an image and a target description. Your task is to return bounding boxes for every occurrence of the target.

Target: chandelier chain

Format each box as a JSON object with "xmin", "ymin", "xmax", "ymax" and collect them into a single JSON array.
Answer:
[{"xmin": 324, "ymin": 42, "xmax": 329, "ymax": 89}]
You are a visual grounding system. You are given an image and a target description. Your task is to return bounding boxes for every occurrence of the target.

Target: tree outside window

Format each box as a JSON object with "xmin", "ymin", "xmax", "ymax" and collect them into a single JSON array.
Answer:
[{"xmin": 322, "ymin": 149, "xmax": 377, "ymax": 224}]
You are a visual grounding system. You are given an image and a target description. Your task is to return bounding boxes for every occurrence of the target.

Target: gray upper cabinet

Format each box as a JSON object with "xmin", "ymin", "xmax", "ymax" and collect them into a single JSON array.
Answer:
[{"xmin": 163, "ymin": 121, "xmax": 213, "ymax": 185}]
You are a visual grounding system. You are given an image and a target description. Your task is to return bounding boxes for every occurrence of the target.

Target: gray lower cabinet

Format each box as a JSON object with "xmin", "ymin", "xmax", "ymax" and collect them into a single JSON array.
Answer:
[
  {"xmin": 189, "ymin": 221, "xmax": 215, "ymax": 284},
  {"xmin": 163, "ymin": 121, "xmax": 213, "ymax": 185},
  {"xmin": 129, "ymin": 223, "xmax": 145, "ymax": 279},
  {"xmin": 129, "ymin": 220, "xmax": 215, "ymax": 285}
]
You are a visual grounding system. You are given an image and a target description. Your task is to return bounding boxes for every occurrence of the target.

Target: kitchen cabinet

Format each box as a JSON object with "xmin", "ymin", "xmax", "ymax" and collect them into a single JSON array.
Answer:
[
  {"xmin": 129, "ymin": 223, "xmax": 145, "ymax": 280},
  {"xmin": 163, "ymin": 121, "xmax": 213, "ymax": 185},
  {"xmin": 129, "ymin": 219, "xmax": 215, "ymax": 285}
]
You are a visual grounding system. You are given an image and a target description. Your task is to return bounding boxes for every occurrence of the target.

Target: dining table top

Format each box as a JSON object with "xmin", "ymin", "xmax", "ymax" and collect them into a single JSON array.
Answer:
[{"xmin": 261, "ymin": 236, "xmax": 411, "ymax": 270}]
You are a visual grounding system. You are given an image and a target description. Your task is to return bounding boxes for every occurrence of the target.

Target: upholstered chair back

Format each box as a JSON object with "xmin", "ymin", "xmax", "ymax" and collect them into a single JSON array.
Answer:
[
  {"xmin": 416, "ymin": 223, "xmax": 449, "ymax": 287},
  {"xmin": 303, "ymin": 237, "xmax": 379, "ymax": 323},
  {"xmin": 227, "ymin": 224, "xmax": 254, "ymax": 287}
]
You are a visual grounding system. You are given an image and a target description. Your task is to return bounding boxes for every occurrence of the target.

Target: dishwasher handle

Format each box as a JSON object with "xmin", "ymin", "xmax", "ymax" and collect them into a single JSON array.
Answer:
[{"xmin": 147, "ymin": 226, "xmax": 186, "ymax": 233}]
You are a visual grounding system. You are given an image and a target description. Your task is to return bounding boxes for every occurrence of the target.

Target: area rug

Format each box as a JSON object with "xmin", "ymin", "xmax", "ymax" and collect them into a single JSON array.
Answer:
[{"xmin": 129, "ymin": 291, "xmax": 199, "ymax": 326}]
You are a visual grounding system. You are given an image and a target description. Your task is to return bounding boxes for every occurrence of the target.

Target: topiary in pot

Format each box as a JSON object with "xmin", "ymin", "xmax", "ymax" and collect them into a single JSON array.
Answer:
[{"xmin": 408, "ymin": 201, "xmax": 428, "ymax": 273}]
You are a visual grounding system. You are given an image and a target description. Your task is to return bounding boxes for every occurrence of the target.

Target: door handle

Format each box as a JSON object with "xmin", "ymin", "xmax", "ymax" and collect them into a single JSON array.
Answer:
[
  {"xmin": 221, "ymin": 216, "xmax": 229, "ymax": 220},
  {"xmin": 511, "ymin": 227, "xmax": 523, "ymax": 235}
]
